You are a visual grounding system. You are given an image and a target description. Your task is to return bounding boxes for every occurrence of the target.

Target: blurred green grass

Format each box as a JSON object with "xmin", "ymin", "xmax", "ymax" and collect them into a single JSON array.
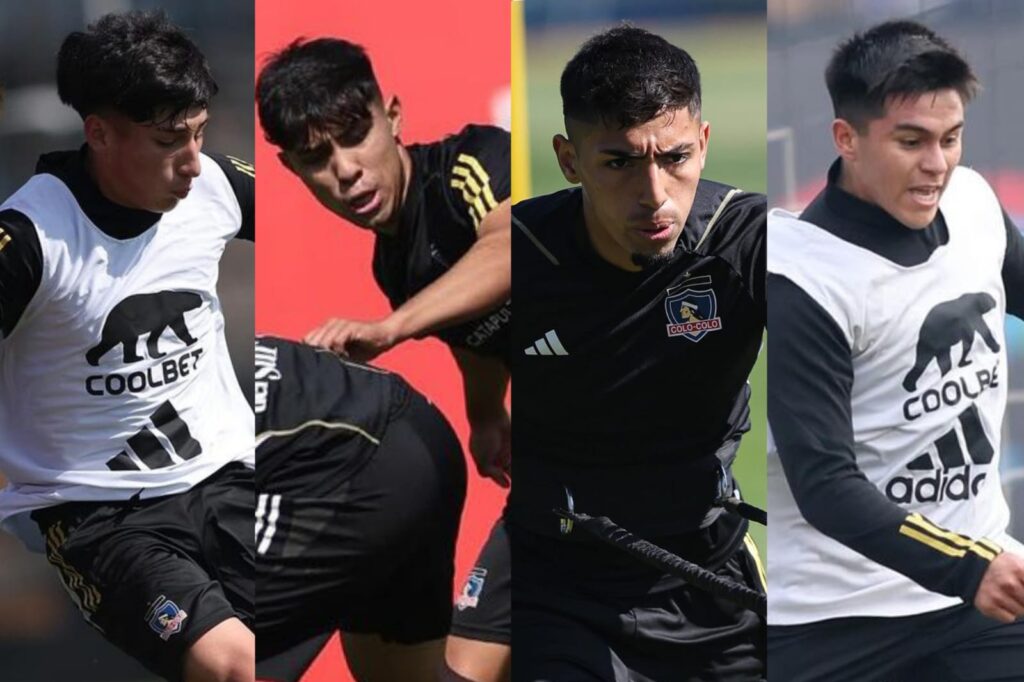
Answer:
[{"xmin": 522, "ymin": 18, "xmax": 767, "ymax": 551}]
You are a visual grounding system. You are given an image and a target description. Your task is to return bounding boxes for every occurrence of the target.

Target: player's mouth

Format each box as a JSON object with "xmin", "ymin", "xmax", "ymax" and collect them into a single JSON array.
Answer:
[
  {"xmin": 907, "ymin": 185, "xmax": 941, "ymax": 208},
  {"xmin": 634, "ymin": 221, "xmax": 675, "ymax": 241},
  {"xmin": 346, "ymin": 189, "xmax": 381, "ymax": 217},
  {"xmin": 172, "ymin": 186, "xmax": 191, "ymax": 200}
]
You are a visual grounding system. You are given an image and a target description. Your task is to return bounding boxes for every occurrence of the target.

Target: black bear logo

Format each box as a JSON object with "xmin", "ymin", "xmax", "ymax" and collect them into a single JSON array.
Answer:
[
  {"xmin": 86, "ymin": 291, "xmax": 202, "ymax": 366},
  {"xmin": 902, "ymin": 292, "xmax": 1000, "ymax": 392}
]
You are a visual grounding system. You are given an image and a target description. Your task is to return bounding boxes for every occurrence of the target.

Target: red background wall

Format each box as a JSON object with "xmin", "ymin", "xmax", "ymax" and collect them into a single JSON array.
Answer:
[{"xmin": 254, "ymin": 1, "xmax": 510, "ymax": 678}]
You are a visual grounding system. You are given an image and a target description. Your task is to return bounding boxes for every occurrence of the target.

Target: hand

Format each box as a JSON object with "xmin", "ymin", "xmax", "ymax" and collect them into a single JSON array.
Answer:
[
  {"xmin": 304, "ymin": 317, "xmax": 400, "ymax": 362},
  {"xmin": 974, "ymin": 551, "xmax": 1024, "ymax": 623},
  {"xmin": 468, "ymin": 410, "xmax": 511, "ymax": 488}
]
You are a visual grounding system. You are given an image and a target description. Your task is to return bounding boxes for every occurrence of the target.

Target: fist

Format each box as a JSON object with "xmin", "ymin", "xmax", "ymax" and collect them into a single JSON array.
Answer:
[
  {"xmin": 469, "ymin": 410, "xmax": 511, "ymax": 489},
  {"xmin": 974, "ymin": 551, "xmax": 1024, "ymax": 623}
]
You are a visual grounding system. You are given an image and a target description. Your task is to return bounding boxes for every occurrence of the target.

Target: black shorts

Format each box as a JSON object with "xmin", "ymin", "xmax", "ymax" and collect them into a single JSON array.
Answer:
[
  {"xmin": 31, "ymin": 463, "xmax": 254, "ymax": 682},
  {"xmin": 255, "ymin": 393, "xmax": 467, "ymax": 677},
  {"xmin": 768, "ymin": 603, "xmax": 1024, "ymax": 682},
  {"xmin": 510, "ymin": 512, "xmax": 766, "ymax": 682},
  {"xmin": 452, "ymin": 517, "xmax": 511, "ymax": 644}
]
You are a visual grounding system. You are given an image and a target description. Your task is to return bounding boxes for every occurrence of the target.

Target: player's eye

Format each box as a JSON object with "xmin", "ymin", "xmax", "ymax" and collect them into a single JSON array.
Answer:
[
  {"xmin": 898, "ymin": 138, "xmax": 921, "ymax": 149},
  {"xmin": 662, "ymin": 153, "xmax": 689, "ymax": 166},
  {"xmin": 942, "ymin": 135, "xmax": 960, "ymax": 147},
  {"xmin": 156, "ymin": 138, "xmax": 178, "ymax": 149},
  {"xmin": 605, "ymin": 158, "xmax": 632, "ymax": 170},
  {"xmin": 298, "ymin": 147, "xmax": 331, "ymax": 166}
]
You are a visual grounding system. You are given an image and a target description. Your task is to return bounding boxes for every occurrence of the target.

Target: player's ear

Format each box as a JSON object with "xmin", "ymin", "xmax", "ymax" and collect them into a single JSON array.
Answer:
[
  {"xmin": 698, "ymin": 119, "xmax": 710, "ymax": 171},
  {"xmin": 83, "ymin": 113, "xmax": 112, "ymax": 152},
  {"xmin": 553, "ymin": 134, "xmax": 580, "ymax": 184},
  {"xmin": 385, "ymin": 95, "xmax": 402, "ymax": 139},
  {"xmin": 832, "ymin": 118, "xmax": 858, "ymax": 162}
]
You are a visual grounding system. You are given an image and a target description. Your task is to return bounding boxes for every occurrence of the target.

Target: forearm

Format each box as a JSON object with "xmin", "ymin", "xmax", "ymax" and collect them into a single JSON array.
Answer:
[
  {"xmin": 451, "ymin": 346, "xmax": 509, "ymax": 422},
  {"xmin": 387, "ymin": 202, "xmax": 511, "ymax": 343}
]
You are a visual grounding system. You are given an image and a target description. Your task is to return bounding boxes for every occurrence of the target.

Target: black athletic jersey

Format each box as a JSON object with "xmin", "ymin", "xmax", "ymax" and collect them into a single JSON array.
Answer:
[
  {"xmin": 0, "ymin": 148, "xmax": 254, "ymax": 339},
  {"xmin": 372, "ymin": 124, "xmax": 510, "ymax": 358},
  {"xmin": 511, "ymin": 181, "xmax": 766, "ymax": 536},
  {"xmin": 254, "ymin": 336, "xmax": 411, "ymax": 498}
]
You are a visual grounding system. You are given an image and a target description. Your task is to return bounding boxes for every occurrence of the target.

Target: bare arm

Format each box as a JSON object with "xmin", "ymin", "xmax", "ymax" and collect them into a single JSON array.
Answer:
[
  {"xmin": 452, "ymin": 346, "xmax": 510, "ymax": 488},
  {"xmin": 306, "ymin": 200, "xmax": 511, "ymax": 360}
]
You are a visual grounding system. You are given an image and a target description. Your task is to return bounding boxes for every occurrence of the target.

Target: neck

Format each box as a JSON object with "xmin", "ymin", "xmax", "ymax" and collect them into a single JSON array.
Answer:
[{"xmin": 84, "ymin": 149, "xmax": 140, "ymax": 211}]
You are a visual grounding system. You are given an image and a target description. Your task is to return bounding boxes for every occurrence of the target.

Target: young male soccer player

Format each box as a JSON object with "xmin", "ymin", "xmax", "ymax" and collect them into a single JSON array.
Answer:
[
  {"xmin": 0, "ymin": 11, "xmax": 255, "ymax": 682},
  {"xmin": 254, "ymin": 336, "xmax": 467, "ymax": 682},
  {"xmin": 768, "ymin": 21, "xmax": 1024, "ymax": 681},
  {"xmin": 256, "ymin": 38, "xmax": 511, "ymax": 681},
  {"xmin": 511, "ymin": 26, "xmax": 766, "ymax": 681}
]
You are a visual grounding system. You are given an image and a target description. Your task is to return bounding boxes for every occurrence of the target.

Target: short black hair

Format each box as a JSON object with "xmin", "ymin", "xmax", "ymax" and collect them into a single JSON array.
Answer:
[
  {"xmin": 57, "ymin": 10, "xmax": 217, "ymax": 124},
  {"xmin": 257, "ymin": 38, "xmax": 383, "ymax": 152},
  {"xmin": 560, "ymin": 25, "xmax": 701, "ymax": 132},
  {"xmin": 826, "ymin": 20, "xmax": 978, "ymax": 129}
]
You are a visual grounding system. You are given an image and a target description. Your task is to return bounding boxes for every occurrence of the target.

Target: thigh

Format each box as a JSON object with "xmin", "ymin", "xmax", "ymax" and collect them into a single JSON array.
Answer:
[
  {"xmin": 452, "ymin": 518, "xmax": 511, "ymax": 644},
  {"xmin": 257, "ymin": 394, "xmax": 466, "ymax": 652},
  {"xmin": 33, "ymin": 499, "xmax": 238, "ymax": 682},
  {"xmin": 342, "ymin": 632, "xmax": 446, "ymax": 682},
  {"xmin": 512, "ymin": 600, "xmax": 632, "ymax": 682},
  {"xmin": 196, "ymin": 463, "xmax": 255, "ymax": 627},
  {"xmin": 912, "ymin": 612, "xmax": 1024, "ymax": 681}
]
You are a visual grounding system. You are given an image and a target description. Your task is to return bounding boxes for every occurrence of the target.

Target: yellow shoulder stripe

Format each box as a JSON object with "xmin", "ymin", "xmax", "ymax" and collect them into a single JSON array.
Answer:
[
  {"xmin": 227, "ymin": 155, "xmax": 255, "ymax": 178},
  {"xmin": 451, "ymin": 153, "xmax": 498, "ymax": 229},
  {"xmin": 0, "ymin": 227, "xmax": 10, "ymax": 252}
]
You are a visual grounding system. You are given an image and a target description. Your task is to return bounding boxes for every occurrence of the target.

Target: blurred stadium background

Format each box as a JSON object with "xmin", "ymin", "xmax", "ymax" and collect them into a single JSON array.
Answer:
[
  {"xmin": 0, "ymin": 1, "xmax": 253, "ymax": 680},
  {"xmin": 520, "ymin": 0, "xmax": 767, "ymax": 553},
  {"xmin": 254, "ymin": 1, "xmax": 508, "ymax": 679},
  {"xmin": 768, "ymin": 0, "xmax": 1024, "ymax": 541}
]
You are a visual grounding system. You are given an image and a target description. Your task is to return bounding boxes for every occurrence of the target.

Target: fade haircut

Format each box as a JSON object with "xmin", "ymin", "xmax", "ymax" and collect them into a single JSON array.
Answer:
[
  {"xmin": 256, "ymin": 38, "xmax": 383, "ymax": 152},
  {"xmin": 826, "ymin": 20, "xmax": 978, "ymax": 131},
  {"xmin": 57, "ymin": 10, "xmax": 218, "ymax": 124},
  {"xmin": 560, "ymin": 25, "xmax": 701, "ymax": 133}
]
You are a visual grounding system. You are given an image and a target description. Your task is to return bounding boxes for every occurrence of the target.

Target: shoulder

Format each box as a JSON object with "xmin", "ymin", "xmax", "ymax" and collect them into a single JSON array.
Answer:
[
  {"xmin": 512, "ymin": 188, "xmax": 581, "ymax": 271},
  {"xmin": 691, "ymin": 180, "xmax": 765, "ymax": 247}
]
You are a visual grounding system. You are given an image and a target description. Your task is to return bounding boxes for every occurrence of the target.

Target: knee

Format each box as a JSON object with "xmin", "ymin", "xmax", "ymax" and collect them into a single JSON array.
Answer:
[{"xmin": 184, "ymin": 624, "xmax": 255, "ymax": 682}]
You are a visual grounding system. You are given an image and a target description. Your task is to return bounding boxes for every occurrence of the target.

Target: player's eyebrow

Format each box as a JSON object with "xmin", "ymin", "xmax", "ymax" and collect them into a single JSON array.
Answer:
[
  {"xmin": 157, "ymin": 117, "xmax": 209, "ymax": 135},
  {"xmin": 598, "ymin": 142, "xmax": 694, "ymax": 158},
  {"xmin": 892, "ymin": 121, "xmax": 964, "ymax": 136}
]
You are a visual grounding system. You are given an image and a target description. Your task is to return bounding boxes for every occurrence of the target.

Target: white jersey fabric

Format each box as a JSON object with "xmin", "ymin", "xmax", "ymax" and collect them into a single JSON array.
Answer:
[
  {"xmin": 0, "ymin": 153, "xmax": 254, "ymax": 532},
  {"xmin": 767, "ymin": 165, "xmax": 1020, "ymax": 623}
]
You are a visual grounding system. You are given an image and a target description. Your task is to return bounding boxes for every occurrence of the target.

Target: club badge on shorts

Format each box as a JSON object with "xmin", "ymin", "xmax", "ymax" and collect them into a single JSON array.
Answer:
[
  {"xmin": 146, "ymin": 595, "xmax": 188, "ymax": 641},
  {"xmin": 665, "ymin": 275, "xmax": 723, "ymax": 342},
  {"xmin": 455, "ymin": 567, "xmax": 488, "ymax": 611}
]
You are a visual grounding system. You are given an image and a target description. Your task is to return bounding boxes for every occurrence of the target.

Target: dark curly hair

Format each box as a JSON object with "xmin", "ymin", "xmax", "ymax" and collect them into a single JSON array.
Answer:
[
  {"xmin": 560, "ymin": 25, "xmax": 701, "ymax": 132},
  {"xmin": 57, "ymin": 9, "xmax": 218, "ymax": 123},
  {"xmin": 256, "ymin": 38, "xmax": 383, "ymax": 152}
]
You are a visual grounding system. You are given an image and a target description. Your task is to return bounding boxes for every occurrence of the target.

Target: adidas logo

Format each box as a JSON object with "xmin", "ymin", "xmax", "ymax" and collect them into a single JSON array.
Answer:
[
  {"xmin": 524, "ymin": 330, "xmax": 568, "ymax": 356},
  {"xmin": 885, "ymin": 404, "xmax": 993, "ymax": 504}
]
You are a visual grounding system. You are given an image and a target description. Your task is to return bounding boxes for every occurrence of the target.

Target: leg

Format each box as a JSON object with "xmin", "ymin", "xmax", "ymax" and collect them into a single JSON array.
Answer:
[
  {"xmin": 447, "ymin": 520, "xmax": 511, "ymax": 682},
  {"xmin": 914, "ymin": 611, "xmax": 1024, "ymax": 681},
  {"xmin": 182, "ymin": 617, "xmax": 255, "ymax": 682},
  {"xmin": 342, "ymin": 632, "xmax": 445, "ymax": 682},
  {"xmin": 443, "ymin": 637, "xmax": 510, "ymax": 682}
]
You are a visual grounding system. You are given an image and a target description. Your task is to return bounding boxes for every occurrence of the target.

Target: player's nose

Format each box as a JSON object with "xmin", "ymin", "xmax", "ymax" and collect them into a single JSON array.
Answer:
[
  {"xmin": 329, "ymin": 144, "xmax": 362, "ymax": 188},
  {"xmin": 178, "ymin": 139, "xmax": 202, "ymax": 178},
  {"xmin": 919, "ymin": 141, "xmax": 949, "ymax": 175},
  {"xmin": 638, "ymin": 161, "xmax": 669, "ymax": 208}
]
